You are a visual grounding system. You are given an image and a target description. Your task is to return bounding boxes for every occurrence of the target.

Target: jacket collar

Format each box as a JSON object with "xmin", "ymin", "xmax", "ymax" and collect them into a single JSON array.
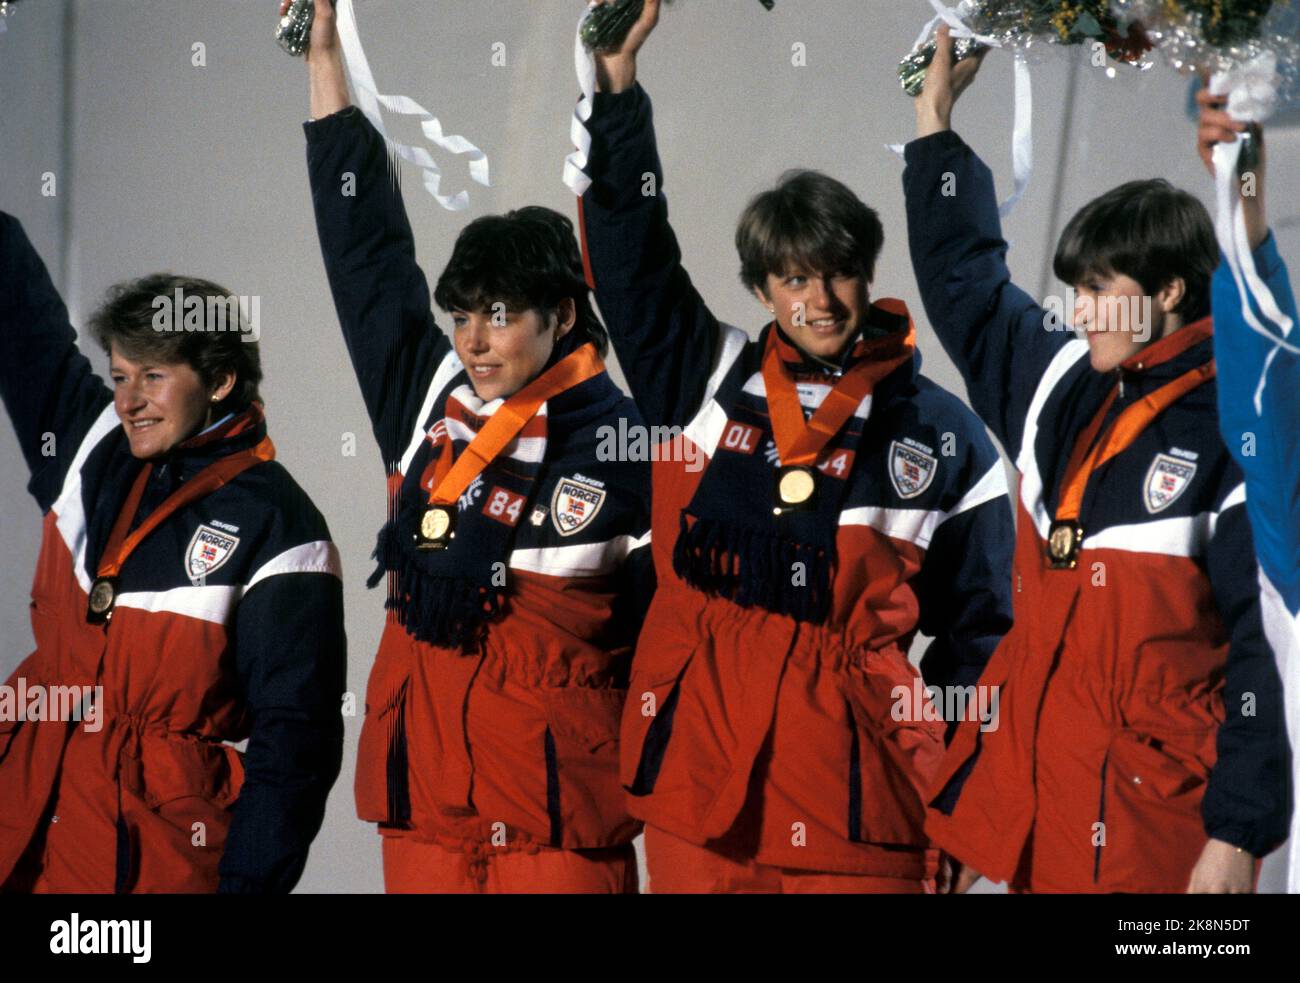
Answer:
[
  {"xmin": 157, "ymin": 402, "xmax": 268, "ymax": 478},
  {"xmin": 1118, "ymin": 315, "xmax": 1214, "ymax": 381}
]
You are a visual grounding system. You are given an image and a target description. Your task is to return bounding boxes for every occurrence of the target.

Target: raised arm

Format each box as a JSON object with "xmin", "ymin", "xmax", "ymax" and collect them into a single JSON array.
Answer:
[
  {"xmin": 0, "ymin": 213, "xmax": 113, "ymax": 511},
  {"xmin": 902, "ymin": 26, "xmax": 1071, "ymax": 455},
  {"xmin": 296, "ymin": 0, "xmax": 451, "ymax": 467},
  {"xmin": 1197, "ymin": 96, "xmax": 1300, "ymax": 612},
  {"xmin": 578, "ymin": 1, "xmax": 726, "ymax": 430}
]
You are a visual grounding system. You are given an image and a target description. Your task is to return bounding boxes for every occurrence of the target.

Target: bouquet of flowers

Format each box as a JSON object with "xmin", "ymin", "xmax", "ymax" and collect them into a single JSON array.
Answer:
[
  {"xmin": 900, "ymin": 0, "xmax": 1153, "ymax": 96},
  {"xmin": 1110, "ymin": 0, "xmax": 1297, "ymax": 93},
  {"xmin": 1113, "ymin": 1, "xmax": 1297, "ymax": 168},
  {"xmin": 901, "ymin": 1, "xmax": 1297, "ymax": 97},
  {"xmin": 581, "ymin": 0, "xmax": 776, "ymax": 53}
]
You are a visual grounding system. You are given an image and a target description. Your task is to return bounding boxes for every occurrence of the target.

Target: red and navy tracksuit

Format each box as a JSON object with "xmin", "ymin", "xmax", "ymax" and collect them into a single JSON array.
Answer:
[
  {"xmin": 305, "ymin": 107, "xmax": 653, "ymax": 892},
  {"xmin": 904, "ymin": 130, "xmax": 1292, "ymax": 891},
  {"xmin": 577, "ymin": 84, "xmax": 1015, "ymax": 890},
  {"xmin": 0, "ymin": 213, "xmax": 346, "ymax": 893}
]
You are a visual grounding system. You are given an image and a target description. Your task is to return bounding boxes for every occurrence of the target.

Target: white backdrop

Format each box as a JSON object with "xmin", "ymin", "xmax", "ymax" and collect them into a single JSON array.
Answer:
[{"xmin": 1, "ymin": 0, "xmax": 1296, "ymax": 893}]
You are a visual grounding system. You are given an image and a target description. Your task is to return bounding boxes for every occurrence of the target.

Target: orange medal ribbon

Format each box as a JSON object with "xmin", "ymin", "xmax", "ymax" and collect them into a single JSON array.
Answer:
[
  {"xmin": 1046, "ymin": 360, "xmax": 1215, "ymax": 569},
  {"xmin": 761, "ymin": 316, "xmax": 914, "ymax": 513},
  {"xmin": 87, "ymin": 431, "xmax": 276, "ymax": 623},
  {"xmin": 414, "ymin": 343, "xmax": 605, "ymax": 549}
]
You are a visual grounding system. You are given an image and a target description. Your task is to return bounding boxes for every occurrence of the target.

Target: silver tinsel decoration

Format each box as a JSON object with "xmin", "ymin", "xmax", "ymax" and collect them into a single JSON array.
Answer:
[
  {"xmin": 901, "ymin": 1, "xmax": 1298, "ymax": 100},
  {"xmin": 1110, "ymin": 0, "xmax": 1299, "ymax": 101},
  {"xmin": 898, "ymin": 0, "xmax": 1073, "ymax": 97},
  {"xmin": 276, "ymin": 0, "xmax": 315, "ymax": 57},
  {"xmin": 900, "ymin": 35, "xmax": 987, "ymax": 97}
]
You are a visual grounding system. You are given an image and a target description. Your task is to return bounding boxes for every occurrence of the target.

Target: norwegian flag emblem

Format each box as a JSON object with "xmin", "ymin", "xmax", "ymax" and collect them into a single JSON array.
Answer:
[
  {"xmin": 888, "ymin": 440, "xmax": 938, "ymax": 500},
  {"xmin": 1144, "ymin": 453, "xmax": 1197, "ymax": 514},
  {"xmin": 550, "ymin": 477, "xmax": 606, "ymax": 537},
  {"xmin": 185, "ymin": 524, "xmax": 241, "ymax": 579}
]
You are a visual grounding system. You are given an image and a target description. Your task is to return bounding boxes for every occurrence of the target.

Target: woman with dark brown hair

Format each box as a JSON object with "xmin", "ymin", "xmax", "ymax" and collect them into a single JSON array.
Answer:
[{"xmin": 290, "ymin": 0, "xmax": 652, "ymax": 893}]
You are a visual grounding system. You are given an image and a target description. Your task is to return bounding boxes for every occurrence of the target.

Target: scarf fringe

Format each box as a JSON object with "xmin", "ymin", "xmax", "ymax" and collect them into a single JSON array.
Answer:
[
  {"xmin": 671, "ymin": 512, "xmax": 833, "ymax": 624},
  {"xmin": 366, "ymin": 521, "xmax": 504, "ymax": 652}
]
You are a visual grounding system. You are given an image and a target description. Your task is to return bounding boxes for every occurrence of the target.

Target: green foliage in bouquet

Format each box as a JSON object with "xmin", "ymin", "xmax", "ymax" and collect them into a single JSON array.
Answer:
[
  {"xmin": 1170, "ymin": 0, "xmax": 1279, "ymax": 47},
  {"xmin": 900, "ymin": 0, "xmax": 1154, "ymax": 96}
]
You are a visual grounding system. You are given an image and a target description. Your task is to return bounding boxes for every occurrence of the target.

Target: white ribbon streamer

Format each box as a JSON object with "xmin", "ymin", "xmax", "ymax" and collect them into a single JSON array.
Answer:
[
  {"xmin": 563, "ymin": 3, "xmax": 600, "ymax": 197},
  {"xmin": 335, "ymin": 0, "xmax": 489, "ymax": 211},
  {"xmin": 1003, "ymin": 52, "xmax": 1033, "ymax": 217},
  {"xmin": 889, "ymin": 0, "xmax": 1033, "ymax": 218},
  {"xmin": 1209, "ymin": 53, "xmax": 1297, "ymax": 413}
]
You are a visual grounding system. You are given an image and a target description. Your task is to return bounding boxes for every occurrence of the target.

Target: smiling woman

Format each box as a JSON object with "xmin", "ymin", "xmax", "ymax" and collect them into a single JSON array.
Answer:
[
  {"xmin": 0, "ymin": 216, "xmax": 347, "ymax": 894},
  {"xmin": 88, "ymin": 275, "xmax": 260, "ymax": 460},
  {"xmin": 433, "ymin": 208, "xmax": 609, "ymax": 403},
  {"xmin": 295, "ymin": 0, "xmax": 652, "ymax": 894}
]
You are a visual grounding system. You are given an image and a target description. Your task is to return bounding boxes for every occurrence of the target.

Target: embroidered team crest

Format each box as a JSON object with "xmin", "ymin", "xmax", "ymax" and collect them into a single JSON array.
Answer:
[
  {"xmin": 186, "ymin": 525, "xmax": 240, "ymax": 579},
  {"xmin": 1144, "ymin": 453, "xmax": 1197, "ymax": 514},
  {"xmin": 551, "ymin": 476, "xmax": 606, "ymax": 537},
  {"xmin": 889, "ymin": 440, "xmax": 937, "ymax": 499}
]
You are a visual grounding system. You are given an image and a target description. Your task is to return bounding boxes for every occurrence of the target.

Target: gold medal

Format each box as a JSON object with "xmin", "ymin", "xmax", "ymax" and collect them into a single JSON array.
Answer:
[
  {"xmin": 86, "ymin": 577, "xmax": 118, "ymax": 624},
  {"xmin": 1047, "ymin": 521, "xmax": 1082, "ymax": 569},
  {"xmin": 416, "ymin": 506, "xmax": 455, "ymax": 550},
  {"xmin": 774, "ymin": 466, "xmax": 817, "ymax": 514}
]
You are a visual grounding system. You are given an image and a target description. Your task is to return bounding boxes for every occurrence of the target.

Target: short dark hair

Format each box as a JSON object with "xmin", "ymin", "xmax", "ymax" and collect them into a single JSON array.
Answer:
[
  {"xmin": 433, "ymin": 206, "xmax": 609, "ymax": 358},
  {"xmin": 1053, "ymin": 179, "xmax": 1218, "ymax": 321},
  {"xmin": 88, "ymin": 273, "xmax": 262, "ymax": 413},
  {"xmin": 735, "ymin": 170, "xmax": 885, "ymax": 294}
]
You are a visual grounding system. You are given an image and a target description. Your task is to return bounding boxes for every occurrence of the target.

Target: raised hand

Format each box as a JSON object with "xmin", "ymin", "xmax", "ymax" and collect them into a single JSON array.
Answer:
[
  {"xmin": 1197, "ymin": 85, "xmax": 1267, "ymax": 250},
  {"xmin": 279, "ymin": 0, "xmax": 350, "ymax": 118},
  {"xmin": 914, "ymin": 23, "xmax": 988, "ymax": 139},
  {"xmin": 593, "ymin": 0, "xmax": 661, "ymax": 94}
]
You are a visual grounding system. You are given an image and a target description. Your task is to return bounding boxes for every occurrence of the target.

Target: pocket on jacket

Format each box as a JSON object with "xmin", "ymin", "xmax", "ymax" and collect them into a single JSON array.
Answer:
[
  {"xmin": 844, "ymin": 652, "xmax": 946, "ymax": 848},
  {"xmin": 621, "ymin": 645, "xmax": 695, "ymax": 794},
  {"xmin": 540, "ymin": 686, "xmax": 639, "ymax": 848},
  {"xmin": 1095, "ymin": 730, "xmax": 1210, "ymax": 890},
  {"xmin": 117, "ymin": 735, "xmax": 244, "ymax": 892},
  {"xmin": 136, "ymin": 734, "xmax": 246, "ymax": 812}
]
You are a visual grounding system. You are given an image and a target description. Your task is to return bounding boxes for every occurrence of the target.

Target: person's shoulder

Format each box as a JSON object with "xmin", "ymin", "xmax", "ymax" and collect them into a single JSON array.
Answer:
[
  {"xmin": 238, "ymin": 458, "xmax": 334, "ymax": 546},
  {"xmin": 911, "ymin": 374, "xmax": 991, "ymax": 436}
]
